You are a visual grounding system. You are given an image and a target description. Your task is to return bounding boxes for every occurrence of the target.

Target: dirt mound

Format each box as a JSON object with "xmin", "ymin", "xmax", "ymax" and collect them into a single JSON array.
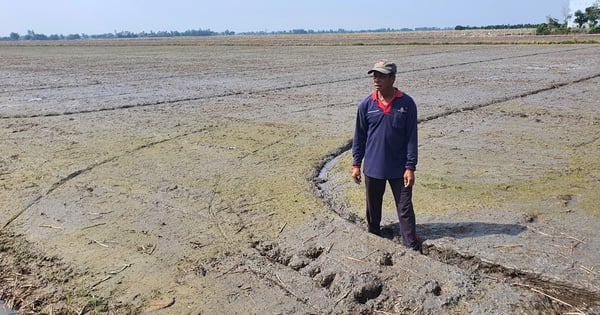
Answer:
[{"xmin": 197, "ymin": 215, "xmax": 599, "ymax": 314}]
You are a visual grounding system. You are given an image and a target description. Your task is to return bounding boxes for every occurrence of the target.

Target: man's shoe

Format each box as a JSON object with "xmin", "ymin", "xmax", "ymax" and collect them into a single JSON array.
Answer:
[
  {"xmin": 409, "ymin": 241, "xmax": 422, "ymax": 254},
  {"xmin": 368, "ymin": 227, "xmax": 381, "ymax": 236}
]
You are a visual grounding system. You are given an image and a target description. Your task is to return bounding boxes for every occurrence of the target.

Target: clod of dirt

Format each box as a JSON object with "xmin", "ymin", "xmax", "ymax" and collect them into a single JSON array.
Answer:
[
  {"xmin": 288, "ymin": 254, "xmax": 310, "ymax": 271},
  {"xmin": 302, "ymin": 245, "xmax": 324, "ymax": 259},
  {"xmin": 379, "ymin": 252, "xmax": 393, "ymax": 266},
  {"xmin": 419, "ymin": 279, "xmax": 442, "ymax": 296},
  {"xmin": 352, "ymin": 273, "xmax": 383, "ymax": 304}
]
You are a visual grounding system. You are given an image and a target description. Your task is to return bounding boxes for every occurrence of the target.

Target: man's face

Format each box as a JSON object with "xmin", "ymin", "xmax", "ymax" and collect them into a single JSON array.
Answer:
[{"xmin": 372, "ymin": 72, "xmax": 395, "ymax": 91}]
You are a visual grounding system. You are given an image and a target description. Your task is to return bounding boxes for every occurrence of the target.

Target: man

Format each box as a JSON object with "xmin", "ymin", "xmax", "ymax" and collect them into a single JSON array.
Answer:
[{"xmin": 351, "ymin": 60, "xmax": 420, "ymax": 252}]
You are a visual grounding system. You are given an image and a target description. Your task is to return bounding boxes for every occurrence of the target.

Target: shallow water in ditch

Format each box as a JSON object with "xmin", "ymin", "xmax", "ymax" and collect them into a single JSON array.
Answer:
[{"xmin": 0, "ymin": 304, "xmax": 16, "ymax": 315}]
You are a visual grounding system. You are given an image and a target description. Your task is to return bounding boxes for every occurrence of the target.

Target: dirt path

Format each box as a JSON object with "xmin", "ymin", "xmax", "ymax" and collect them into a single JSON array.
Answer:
[{"xmin": 1, "ymin": 34, "xmax": 599, "ymax": 314}]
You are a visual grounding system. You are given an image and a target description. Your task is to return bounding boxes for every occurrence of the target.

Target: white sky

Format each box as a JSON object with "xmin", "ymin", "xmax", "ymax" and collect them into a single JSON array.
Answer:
[{"xmin": 1, "ymin": 0, "xmax": 571, "ymax": 36}]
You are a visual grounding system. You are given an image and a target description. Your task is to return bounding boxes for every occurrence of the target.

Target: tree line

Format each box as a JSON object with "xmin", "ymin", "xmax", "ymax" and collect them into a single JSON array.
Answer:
[
  {"xmin": 2, "ymin": 26, "xmax": 457, "ymax": 41},
  {"xmin": 3, "ymin": 28, "xmax": 230, "ymax": 41},
  {"xmin": 3, "ymin": 4, "xmax": 599, "ymax": 42},
  {"xmin": 454, "ymin": 23, "xmax": 539, "ymax": 30},
  {"xmin": 537, "ymin": 4, "xmax": 600, "ymax": 34}
]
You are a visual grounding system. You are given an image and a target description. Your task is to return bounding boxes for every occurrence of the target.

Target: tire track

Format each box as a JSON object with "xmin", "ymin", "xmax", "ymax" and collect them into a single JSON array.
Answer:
[
  {"xmin": 2, "ymin": 50, "xmax": 597, "ymax": 231},
  {"xmin": 0, "ymin": 91, "xmax": 244, "ymax": 119},
  {"xmin": 1, "ymin": 112, "xmax": 297, "ymax": 229},
  {"xmin": 423, "ymin": 244, "xmax": 600, "ymax": 312},
  {"xmin": 315, "ymin": 72, "xmax": 600, "ymax": 214},
  {"xmin": 3, "ymin": 52, "xmax": 598, "ymax": 230},
  {"xmin": 2, "ymin": 46, "xmax": 596, "ymax": 120},
  {"xmin": 8, "ymin": 67, "xmax": 592, "ymax": 230},
  {"xmin": 314, "ymin": 70, "xmax": 600, "ymax": 315},
  {"xmin": 292, "ymin": 72, "xmax": 600, "ymax": 121},
  {"xmin": 1, "ymin": 45, "xmax": 590, "ymax": 94},
  {"xmin": 0, "ymin": 46, "xmax": 505, "ymax": 93},
  {"xmin": 1, "ymin": 126, "xmax": 209, "ymax": 230},
  {"xmin": 418, "ymin": 72, "xmax": 600, "ymax": 123}
]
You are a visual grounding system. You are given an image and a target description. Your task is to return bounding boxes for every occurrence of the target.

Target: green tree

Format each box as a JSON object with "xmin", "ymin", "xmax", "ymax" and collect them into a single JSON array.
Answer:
[
  {"xmin": 9, "ymin": 32, "xmax": 19, "ymax": 40},
  {"xmin": 547, "ymin": 16, "xmax": 561, "ymax": 28},
  {"xmin": 586, "ymin": 5, "xmax": 600, "ymax": 27},
  {"xmin": 574, "ymin": 10, "xmax": 587, "ymax": 28},
  {"xmin": 536, "ymin": 16, "xmax": 568, "ymax": 35}
]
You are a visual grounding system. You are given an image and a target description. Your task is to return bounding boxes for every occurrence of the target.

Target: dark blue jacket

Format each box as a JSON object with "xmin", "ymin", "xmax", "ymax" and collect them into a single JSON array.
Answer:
[{"xmin": 352, "ymin": 89, "xmax": 418, "ymax": 179}]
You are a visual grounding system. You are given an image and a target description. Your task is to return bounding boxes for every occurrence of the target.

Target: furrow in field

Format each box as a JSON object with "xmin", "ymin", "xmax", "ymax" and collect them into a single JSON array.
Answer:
[
  {"xmin": 1, "ymin": 126, "xmax": 210, "ymax": 229},
  {"xmin": 0, "ymin": 45, "xmax": 580, "ymax": 93},
  {"xmin": 1, "ymin": 46, "xmax": 595, "ymax": 119},
  {"xmin": 418, "ymin": 72, "xmax": 600, "ymax": 123}
]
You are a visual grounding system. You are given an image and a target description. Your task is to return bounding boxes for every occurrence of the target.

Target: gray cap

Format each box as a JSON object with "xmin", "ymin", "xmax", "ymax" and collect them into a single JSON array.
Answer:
[{"xmin": 367, "ymin": 60, "xmax": 397, "ymax": 75}]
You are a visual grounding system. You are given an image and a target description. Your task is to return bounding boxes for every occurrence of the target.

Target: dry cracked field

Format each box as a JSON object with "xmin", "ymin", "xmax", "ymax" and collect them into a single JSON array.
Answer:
[{"xmin": 1, "ymin": 32, "xmax": 600, "ymax": 314}]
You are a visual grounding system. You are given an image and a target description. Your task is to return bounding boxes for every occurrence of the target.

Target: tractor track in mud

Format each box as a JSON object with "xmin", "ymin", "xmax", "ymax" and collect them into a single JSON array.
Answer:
[
  {"xmin": 424, "ymin": 244, "xmax": 600, "ymax": 312},
  {"xmin": 1, "ymin": 46, "xmax": 594, "ymax": 120},
  {"xmin": 313, "ymin": 72, "xmax": 600, "ymax": 312},
  {"xmin": 1, "ymin": 126, "xmax": 207, "ymax": 230},
  {"xmin": 9, "ymin": 70, "xmax": 598, "ymax": 232},
  {"xmin": 3, "ymin": 51, "xmax": 598, "ymax": 248},
  {"xmin": 2, "ymin": 39, "xmax": 599, "ymax": 314},
  {"xmin": 0, "ymin": 45, "xmax": 589, "ymax": 95}
]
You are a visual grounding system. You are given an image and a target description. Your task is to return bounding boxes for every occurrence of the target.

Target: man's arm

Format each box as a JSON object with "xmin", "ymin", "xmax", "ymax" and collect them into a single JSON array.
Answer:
[
  {"xmin": 352, "ymin": 166, "xmax": 362, "ymax": 184},
  {"xmin": 352, "ymin": 102, "xmax": 367, "ymax": 184},
  {"xmin": 404, "ymin": 98, "xmax": 418, "ymax": 172}
]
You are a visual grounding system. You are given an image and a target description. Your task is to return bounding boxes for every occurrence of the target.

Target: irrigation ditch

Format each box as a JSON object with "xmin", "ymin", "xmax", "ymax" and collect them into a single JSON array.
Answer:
[{"xmin": 313, "ymin": 72, "xmax": 600, "ymax": 314}]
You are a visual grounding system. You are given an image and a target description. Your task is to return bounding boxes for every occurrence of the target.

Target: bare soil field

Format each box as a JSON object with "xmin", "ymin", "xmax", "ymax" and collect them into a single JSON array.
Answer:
[{"xmin": 1, "ymin": 32, "xmax": 600, "ymax": 314}]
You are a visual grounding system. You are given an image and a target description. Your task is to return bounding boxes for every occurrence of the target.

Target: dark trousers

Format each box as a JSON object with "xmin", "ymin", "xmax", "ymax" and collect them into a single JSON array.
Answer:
[{"xmin": 365, "ymin": 175, "xmax": 418, "ymax": 247}]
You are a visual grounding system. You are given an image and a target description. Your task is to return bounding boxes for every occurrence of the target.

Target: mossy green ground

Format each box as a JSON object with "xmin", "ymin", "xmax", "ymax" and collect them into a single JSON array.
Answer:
[{"xmin": 332, "ymin": 98, "xmax": 600, "ymax": 221}]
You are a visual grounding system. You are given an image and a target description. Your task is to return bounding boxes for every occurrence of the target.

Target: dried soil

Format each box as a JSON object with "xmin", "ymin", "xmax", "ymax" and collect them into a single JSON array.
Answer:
[{"xmin": 1, "ymin": 33, "xmax": 600, "ymax": 314}]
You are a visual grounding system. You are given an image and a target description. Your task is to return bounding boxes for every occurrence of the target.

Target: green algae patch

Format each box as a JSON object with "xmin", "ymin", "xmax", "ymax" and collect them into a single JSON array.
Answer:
[{"xmin": 323, "ymin": 97, "xmax": 600, "ymax": 220}]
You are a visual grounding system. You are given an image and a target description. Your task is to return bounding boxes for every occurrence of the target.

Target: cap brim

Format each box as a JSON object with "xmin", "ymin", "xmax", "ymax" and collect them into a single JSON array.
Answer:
[{"xmin": 368, "ymin": 68, "xmax": 392, "ymax": 75}]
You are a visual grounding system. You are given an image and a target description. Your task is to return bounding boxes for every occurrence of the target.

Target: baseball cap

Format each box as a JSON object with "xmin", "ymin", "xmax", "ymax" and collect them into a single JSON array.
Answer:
[{"xmin": 367, "ymin": 60, "xmax": 397, "ymax": 75}]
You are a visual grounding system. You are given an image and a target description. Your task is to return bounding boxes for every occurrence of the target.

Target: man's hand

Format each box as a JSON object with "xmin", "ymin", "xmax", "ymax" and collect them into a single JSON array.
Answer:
[
  {"xmin": 404, "ymin": 169, "xmax": 415, "ymax": 188},
  {"xmin": 352, "ymin": 167, "xmax": 362, "ymax": 184}
]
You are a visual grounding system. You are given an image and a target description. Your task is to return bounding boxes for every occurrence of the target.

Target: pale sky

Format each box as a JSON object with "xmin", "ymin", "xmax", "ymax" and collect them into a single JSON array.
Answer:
[{"xmin": 1, "ymin": 0, "xmax": 571, "ymax": 36}]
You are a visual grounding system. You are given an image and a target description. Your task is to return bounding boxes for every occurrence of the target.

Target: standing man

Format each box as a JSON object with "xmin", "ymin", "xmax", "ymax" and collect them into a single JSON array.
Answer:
[{"xmin": 351, "ymin": 60, "xmax": 420, "ymax": 252}]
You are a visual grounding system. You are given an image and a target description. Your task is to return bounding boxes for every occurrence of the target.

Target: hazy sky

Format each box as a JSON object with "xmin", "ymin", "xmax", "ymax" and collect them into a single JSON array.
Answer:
[{"xmin": 1, "ymin": 0, "xmax": 571, "ymax": 36}]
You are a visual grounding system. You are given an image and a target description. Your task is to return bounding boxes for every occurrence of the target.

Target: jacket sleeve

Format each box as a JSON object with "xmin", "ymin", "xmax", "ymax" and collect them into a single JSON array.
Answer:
[
  {"xmin": 352, "ymin": 100, "xmax": 368, "ymax": 167},
  {"xmin": 404, "ymin": 98, "xmax": 418, "ymax": 171}
]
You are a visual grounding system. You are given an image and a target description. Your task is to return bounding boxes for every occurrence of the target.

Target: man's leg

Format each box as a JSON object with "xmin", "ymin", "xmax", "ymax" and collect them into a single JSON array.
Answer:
[
  {"xmin": 364, "ymin": 176, "xmax": 386, "ymax": 235},
  {"xmin": 389, "ymin": 178, "xmax": 419, "ymax": 249}
]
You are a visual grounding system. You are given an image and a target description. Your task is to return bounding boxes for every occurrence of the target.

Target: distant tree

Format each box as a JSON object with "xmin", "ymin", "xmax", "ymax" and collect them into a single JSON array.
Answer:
[
  {"xmin": 22, "ymin": 30, "xmax": 34, "ymax": 40},
  {"xmin": 66, "ymin": 33, "xmax": 81, "ymax": 40},
  {"xmin": 547, "ymin": 16, "xmax": 561, "ymax": 28},
  {"xmin": 574, "ymin": 10, "xmax": 589, "ymax": 28},
  {"xmin": 115, "ymin": 31, "xmax": 136, "ymax": 38},
  {"xmin": 586, "ymin": 5, "xmax": 600, "ymax": 27},
  {"xmin": 455, "ymin": 24, "xmax": 538, "ymax": 31},
  {"xmin": 23, "ymin": 30, "xmax": 50, "ymax": 40},
  {"xmin": 9, "ymin": 32, "xmax": 19, "ymax": 40},
  {"xmin": 536, "ymin": 16, "xmax": 568, "ymax": 35}
]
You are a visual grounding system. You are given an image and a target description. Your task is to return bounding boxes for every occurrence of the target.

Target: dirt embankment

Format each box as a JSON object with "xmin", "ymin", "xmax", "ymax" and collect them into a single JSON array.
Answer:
[{"xmin": 1, "ymin": 35, "xmax": 599, "ymax": 314}]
